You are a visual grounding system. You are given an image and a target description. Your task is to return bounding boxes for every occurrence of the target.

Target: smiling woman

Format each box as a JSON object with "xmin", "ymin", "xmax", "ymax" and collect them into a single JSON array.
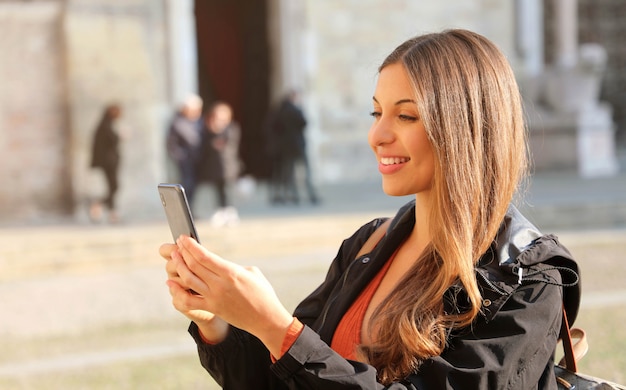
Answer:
[
  {"xmin": 159, "ymin": 29, "xmax": 581, "ymax": 389},
  {"xmin": 368, "ymin": 63, "xmax": 435, "ymax": 198}
]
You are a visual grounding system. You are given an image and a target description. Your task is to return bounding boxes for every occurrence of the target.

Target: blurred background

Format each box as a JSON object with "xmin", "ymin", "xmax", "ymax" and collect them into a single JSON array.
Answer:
[
  {"xmin": 0, "ymin": 0, "xmax": 624, "ymax": 223},
  {"xmin": 0, "ymin": 0, "xmax": 625, "ymax": 388}
]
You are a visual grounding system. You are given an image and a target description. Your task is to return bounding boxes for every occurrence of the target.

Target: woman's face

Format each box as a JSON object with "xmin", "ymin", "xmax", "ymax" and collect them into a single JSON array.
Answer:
[
  {"xmin": 368, "ymin": 62, "xmax": 435, "ymax": 197},
  {"xmin": 207, "ymin": 104, "xmax": 232, "ymax": 133}
]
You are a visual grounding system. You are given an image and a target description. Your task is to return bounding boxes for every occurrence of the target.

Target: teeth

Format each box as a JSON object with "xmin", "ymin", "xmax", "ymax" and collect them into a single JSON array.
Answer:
[{"xmin": 380, "ymin": 157, "xmax": 409, "ymax": 165}]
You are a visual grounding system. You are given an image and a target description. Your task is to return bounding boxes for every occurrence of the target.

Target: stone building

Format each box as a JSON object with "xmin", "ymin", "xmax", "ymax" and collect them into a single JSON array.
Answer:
[
  {"xmin": 0, "ymin": 0, "xmax": 622, "ymax": 223},
  {"xmin": 551, "ymin": 0, "xmax": 626, "ymax": 145}
]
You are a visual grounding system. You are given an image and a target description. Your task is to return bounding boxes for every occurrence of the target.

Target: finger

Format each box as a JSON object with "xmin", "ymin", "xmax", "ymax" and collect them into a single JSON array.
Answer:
[
  {"xmin": 167, "ymin": 280, "xmax": 205, "ymax": 312},
  {"xmin": 177, "ymin": 236, "xmax": 234, "ymax": 277},
  {"xmin": 159, "ymin": 243, "xmax": 177, "ymax": 260},
  {"xmin": 167, "ymin": 250, "xmax": 202, "ymax": 292},
  {"xmin": 166, "ymin": 279, "xmax": 187, "ymax": 296},
  {"xmin": 172, "ymin": 249, "xmax": 211, "ymax": 295},
  {"xmin": 165, "ymin": 254, "xmax": 183, "ymax": 281}
]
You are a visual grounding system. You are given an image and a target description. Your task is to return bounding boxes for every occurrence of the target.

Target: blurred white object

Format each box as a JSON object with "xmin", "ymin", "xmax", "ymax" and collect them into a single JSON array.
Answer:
[{"xmin": 236, "ymin": 175, "xmax": 256, "ymax": 198}]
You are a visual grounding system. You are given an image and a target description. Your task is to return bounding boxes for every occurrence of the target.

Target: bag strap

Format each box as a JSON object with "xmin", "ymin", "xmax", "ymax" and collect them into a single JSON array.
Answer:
[
  {"xmin": 559, "ymin": 307, "xmax": 589, "ymax": 372},
  {"xmin": 354, "ymin": 219, "xmax": 391, "ymax": 259}
]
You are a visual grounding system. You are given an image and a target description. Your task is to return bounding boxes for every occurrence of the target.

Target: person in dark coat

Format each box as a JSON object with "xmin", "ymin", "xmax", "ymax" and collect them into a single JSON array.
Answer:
[
  {"xmin": 267, "ymin": 90, "xmax": 319, "ymax": 205},
  {"xmin": 166, "ymin": 94, "xmax": 203, "ymax": 206},
  {"xmin": 159, "ymin": 29, "xmax": 581, "ymax": 388},
  {"xmin": 196, "ymin": 101, "xmax": 241, "ymax": 227},
  {"xmin": 89, "ymin": 103, "xmax": 123, "ymax": 223}
]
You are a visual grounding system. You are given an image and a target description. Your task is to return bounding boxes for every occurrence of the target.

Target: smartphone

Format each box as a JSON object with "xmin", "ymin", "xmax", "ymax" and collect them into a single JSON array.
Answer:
[{"xmin": 158, "ymin": 183, "xmax": 200, "ymax": 243}]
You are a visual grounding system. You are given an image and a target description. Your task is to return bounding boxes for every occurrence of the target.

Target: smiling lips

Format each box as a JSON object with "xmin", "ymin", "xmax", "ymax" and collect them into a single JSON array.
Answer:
[
  {"xmin": 380, "ymin": 157, "xmax": 410, "ymax": 165},
  {"xmin": 378, "ymin": 156, "xmax": 410, "ymax": 174}
]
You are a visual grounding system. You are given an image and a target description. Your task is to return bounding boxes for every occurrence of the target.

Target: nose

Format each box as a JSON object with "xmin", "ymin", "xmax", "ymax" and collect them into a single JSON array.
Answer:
[{"xmin": 368, "ymin": 116, "xmax": 394, "ymax": 148}]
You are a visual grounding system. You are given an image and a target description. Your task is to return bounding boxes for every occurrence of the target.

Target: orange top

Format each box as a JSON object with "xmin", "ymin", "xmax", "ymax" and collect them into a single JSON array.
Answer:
[
  {"xmin": 275, "ymin": 256, "xmax": 394, "ymax": 361},
  {"xmin": 331, "ymin": 258, "xmax": 393, "ymax": 359}
]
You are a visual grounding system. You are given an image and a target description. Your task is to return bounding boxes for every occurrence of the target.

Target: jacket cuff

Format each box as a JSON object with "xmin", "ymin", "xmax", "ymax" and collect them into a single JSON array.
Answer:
[
  {"xmin": 188, "ymin": 321, "xmax": 240, "ymax": 354},
  {"xmin": 270, "ymin": 325, "xmax": 324, "ymax": 380}
]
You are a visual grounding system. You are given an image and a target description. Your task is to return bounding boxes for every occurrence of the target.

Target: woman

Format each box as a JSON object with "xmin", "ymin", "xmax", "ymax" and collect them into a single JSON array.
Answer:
[
  {"xmin": 90, "ymin": 103, "xmax": 123, "ymax": 223},
  {"xmin": 160, "ymin": 29, "xmax": 580, "ymax": 388},
  {"xmin": 196, "ymin": 101, "xmax": 242, "ymax": 227}
]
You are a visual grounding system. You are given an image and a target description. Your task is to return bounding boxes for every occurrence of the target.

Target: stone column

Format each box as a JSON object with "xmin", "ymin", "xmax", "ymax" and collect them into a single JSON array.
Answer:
[
  {"xmin": 165, "ymin": 0, "xmax": 198, "ymax": 105},
  {"xmin": 273, "ymin": 0, "xmax": 307, "ymax": 97},
  {"xmin": 515, "ymin": 0, "xmax": 544, "ymax": 77},
  {"xmin": 553, "ymin": 0, "xmax": 578, "ymax": 69},
  {"xmin": 515, "ymin": 0, "xmax": 544, "ymax": 103}
]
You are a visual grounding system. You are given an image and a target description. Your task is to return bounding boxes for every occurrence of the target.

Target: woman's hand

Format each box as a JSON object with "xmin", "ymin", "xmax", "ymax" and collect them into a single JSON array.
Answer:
[
  {"xmin": 160, "ymin": 237, "xmax": 294, "ymax": 357},
  {"xmin": 160, "ymin": 242, "xmax": 229, "ymax": 343}
]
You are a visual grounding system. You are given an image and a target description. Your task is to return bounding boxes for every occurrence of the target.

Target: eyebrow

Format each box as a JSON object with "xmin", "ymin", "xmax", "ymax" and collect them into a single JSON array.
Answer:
[{"xmin": 372, "ymin": 97, "xmax": 417, "ymax": 106}]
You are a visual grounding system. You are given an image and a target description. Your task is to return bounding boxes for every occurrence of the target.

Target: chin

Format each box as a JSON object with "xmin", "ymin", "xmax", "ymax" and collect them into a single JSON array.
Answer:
[{"xmin": 381, "ymin": 182, "xmax": 411, "ymax": 197}]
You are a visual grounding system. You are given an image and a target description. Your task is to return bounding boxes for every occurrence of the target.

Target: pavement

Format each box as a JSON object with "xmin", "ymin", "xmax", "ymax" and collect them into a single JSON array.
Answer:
[{"xmin": 0, "ymin": 162, "xmax": 625, "ymax": 380}]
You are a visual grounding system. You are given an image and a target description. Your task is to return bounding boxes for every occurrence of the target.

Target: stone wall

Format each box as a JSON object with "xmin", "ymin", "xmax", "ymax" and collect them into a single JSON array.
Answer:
[
  {"xmin": 0, "ymin": 0, "xmax": 172, "ymax": 223},
  {"xmin": 64, "ymin": 0, "xmax": 171, "ymax": 222},
  {"xmin": 0, "ymin": 2, "xmax": 71, "ymax": 221}
]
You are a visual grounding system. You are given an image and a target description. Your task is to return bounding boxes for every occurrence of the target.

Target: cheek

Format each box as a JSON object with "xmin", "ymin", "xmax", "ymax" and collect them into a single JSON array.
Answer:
[
  {"xmin": 422, "ymin": 148, "xmax": 436, "ymax": 186},
  {"xmin": 410, "ymin": 132, "xmax": 436, "ymax": 177}
]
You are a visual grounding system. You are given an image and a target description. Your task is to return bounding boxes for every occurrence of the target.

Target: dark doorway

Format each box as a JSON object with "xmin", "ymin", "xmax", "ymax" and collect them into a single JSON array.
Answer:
[{"xmin": 194, "ymin": 0, "xmax": 272, "ymax": 179}]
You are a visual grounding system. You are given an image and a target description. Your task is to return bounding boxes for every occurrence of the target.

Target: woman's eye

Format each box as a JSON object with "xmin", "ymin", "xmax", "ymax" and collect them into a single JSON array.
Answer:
[
  {"xmin": 399, "ymin": 114, "xmax": 418, "ymax": 122},
  {"xmin": 370, "ymin": 110, "xmax": 418, "ymax": 121}
]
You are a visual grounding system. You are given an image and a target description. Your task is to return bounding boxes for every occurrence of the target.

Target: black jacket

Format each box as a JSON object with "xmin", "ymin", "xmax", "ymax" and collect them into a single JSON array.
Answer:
[
  {"xmin": 90, "ymin": 113, "xmax": 120, "ymax": 172},
  {"xmin": 166, "ymin": 113, "xmax": 202, "ymax": 164},
  {"xmin": 196, "ymin": 122, "xmax": 241, "ymax": 183},
  {"xmin": 189, "ymin": 201, "xmax": 581, "ymax": 389}
]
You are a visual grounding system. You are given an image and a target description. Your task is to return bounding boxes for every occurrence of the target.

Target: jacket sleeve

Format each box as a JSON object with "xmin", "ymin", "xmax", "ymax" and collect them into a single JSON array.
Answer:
[{"xmin": 189, "ymin": 322, "xmax": 287, "ymax": 390}]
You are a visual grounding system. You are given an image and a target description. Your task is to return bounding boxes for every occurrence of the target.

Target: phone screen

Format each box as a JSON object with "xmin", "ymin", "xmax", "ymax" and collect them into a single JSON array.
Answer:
[{"xmin": 158, "ymin": 183, "xmax": 200, "ymax": 243}]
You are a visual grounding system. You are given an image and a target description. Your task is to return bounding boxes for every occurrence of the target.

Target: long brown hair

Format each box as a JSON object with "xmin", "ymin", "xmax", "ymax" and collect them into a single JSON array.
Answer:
[{"xmin": 360, "ymin": 29, "xmax": 528, "ymax": 384}]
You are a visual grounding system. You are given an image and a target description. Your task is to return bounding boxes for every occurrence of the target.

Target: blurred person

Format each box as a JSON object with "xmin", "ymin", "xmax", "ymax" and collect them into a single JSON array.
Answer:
[
  {"xmin": 159, "ymin": 29, "xmax": 581, "ymax": 388},
  {"xmin": 166, "ymin": 94, "xmax": 204, "ymax": 206},
  {"xmin": 267, "ymin": 90, "xmax": 319, "ymax": 205},
  {"xmin": 89, "ymin": 103, "xmax": 123, "ymax": 223},
  {"xmin": 196, "ymin": 101, "xmax": 241, "ymax": 227},
  {"xmin": 263, "ymin": 105, "xmax": 283, "ymax": 203}
]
